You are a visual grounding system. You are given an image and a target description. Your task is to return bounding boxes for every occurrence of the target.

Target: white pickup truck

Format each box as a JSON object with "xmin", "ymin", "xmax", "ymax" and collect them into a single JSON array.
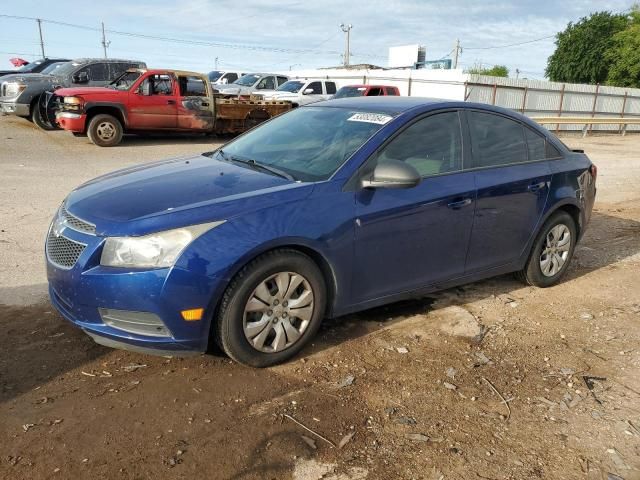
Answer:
[{"xmin": 255, "ymin": 79, "xmax": 337, "ymax": 107}]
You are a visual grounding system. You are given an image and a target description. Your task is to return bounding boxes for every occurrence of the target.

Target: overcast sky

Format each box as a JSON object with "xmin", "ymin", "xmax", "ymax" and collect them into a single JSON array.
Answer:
[{"xmin": 0, "ymin": 0, "xmax": 632, "ymax": 78}]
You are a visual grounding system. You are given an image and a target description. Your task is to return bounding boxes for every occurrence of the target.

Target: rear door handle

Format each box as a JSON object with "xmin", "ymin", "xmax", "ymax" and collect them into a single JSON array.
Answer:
[
  {"xmin": 167, "ymin": 99, "xmax": 176, "ymax": 105},
  {"xmin": 447, "ymin": 198, "xmax": 472, "ymax": 209},
  {"xmin": 527, "ymin": 181, "xmax": 547, "ymax": 193}
]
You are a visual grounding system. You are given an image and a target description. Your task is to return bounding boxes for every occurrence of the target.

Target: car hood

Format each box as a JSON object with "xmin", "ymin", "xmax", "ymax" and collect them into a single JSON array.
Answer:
[
  {"xmin": 65, "ymin": 154, "xmax": 310, "ymax": 236},
  {"xmin": 0, "ymin": 73, "xmax": 55, "ymax": 84},
  {"xmin": 55, "ymin": 86, "xmax": 117, "ymax": 97},
  {"xmin": 216, "ymin": 85, "xmax": 251, "ymax": 95}
]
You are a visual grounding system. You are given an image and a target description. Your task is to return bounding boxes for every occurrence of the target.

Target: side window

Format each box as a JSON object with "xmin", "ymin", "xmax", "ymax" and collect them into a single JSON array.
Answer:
[
  {"xmin": 257, "ymin": 76, "xmax": 275, "ymax": 89},
  {"xmin": 325, "ymin": 81, "xmax": 337, "ymax": 94},
  {"xmin": 307, "ymin": 81, "xmax": 322, "ymax": 94},
  {"xmin": 377, "ymin": 112, "xmax": 463, "ymax": 177},
  {"xmin": 140, "ymin": 74, "xmax": 173, "ymax": 95},
  {"xmin": 546, "ymin": 142, "xmax": 562, "ymax": 159},
  {"xmin": 468, "ymin": 111, "xmax": 527, "ymax": 167},
  {"xmin": 386, "ymin": 87, "xmax": 399, "ymax": 96},
  {"xmin": 367, "ymin": 87, "xmax": 383, "ymax": 96},
  {"xmin": 277, "ymin": 76, "xmax": 289, "ymax": 86},
  {"xmin": 225, "ymin": 73, "xmax": 238, "ymax": 83},
  {"xmin": 109, "ymin": 63, "xmax": 132, "ymax": 79},
  {"xmin": 525, "ymin": 127, "xmax": 546, "ymax": 161},
  {"xmin": 87, "ymin": 63, "xmax": 109, "ymax": 81},
  {"xmin": 178, "ymin": 76, "xmax": 207, "ymax": 96}
]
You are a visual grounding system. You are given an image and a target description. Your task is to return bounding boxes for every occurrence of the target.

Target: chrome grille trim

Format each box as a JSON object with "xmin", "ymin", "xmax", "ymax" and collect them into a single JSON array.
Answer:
[
  {"xmin": 61, "ymin": 205, "xmax": 96, "ymax": 235},
  {"xmin": 46, "ymin": 231, "xmax": 87, "ymax": 269}
]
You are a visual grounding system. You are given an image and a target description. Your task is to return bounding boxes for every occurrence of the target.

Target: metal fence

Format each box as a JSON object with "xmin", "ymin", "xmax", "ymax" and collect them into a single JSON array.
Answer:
[
  {"xmin": 284, "ymin": 68, "xmax": 640, "ymax": 133},
  {"xmin": 463, "ymin": 75, "xmax": 640, "ymax": 132}
]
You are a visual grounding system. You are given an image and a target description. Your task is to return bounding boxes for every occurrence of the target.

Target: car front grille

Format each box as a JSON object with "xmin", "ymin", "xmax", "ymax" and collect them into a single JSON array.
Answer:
[
  {"xmin": 61, "ymin": 205, "xmax": 96, "ymax": 234},
  {"xmin": 46, "ymin": 231, "xmax": 87, "ymax": 269}
]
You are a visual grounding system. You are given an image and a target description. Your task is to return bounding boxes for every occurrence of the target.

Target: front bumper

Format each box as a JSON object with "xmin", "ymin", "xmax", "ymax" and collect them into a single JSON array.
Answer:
[
  {"xmin": 56, "ymin": 112, "xmax": 87, "ymax": 132},
  {"xmin": 0, "ymin": 101, "xmax": 29, "ymax": 116},
  {"xmin": 46, "ymin": 223, "xmax": 222, "ymax": 356}
]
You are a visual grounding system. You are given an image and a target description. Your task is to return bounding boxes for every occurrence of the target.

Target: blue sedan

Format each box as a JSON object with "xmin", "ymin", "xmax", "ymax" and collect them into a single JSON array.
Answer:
[{"xmin": 46, "ymin": 97, "xmax": 597, "ymax": 366}]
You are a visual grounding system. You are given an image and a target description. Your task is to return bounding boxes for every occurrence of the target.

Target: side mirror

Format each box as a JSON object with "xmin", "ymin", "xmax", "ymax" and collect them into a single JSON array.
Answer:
[
  {"xmin": 303, "ymin": 88, "xmax": 314, "ymax": 95},
  {"xmin": 361, "ymin": 160, "xmax": 421, "ymax": 189},
  {"xmin": 73, "ymin": 71, "xmax": 89, "ymax": 84}
]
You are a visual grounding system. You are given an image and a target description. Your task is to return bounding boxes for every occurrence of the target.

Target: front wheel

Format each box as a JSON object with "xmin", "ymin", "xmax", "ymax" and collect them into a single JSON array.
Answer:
[
  {"xmin": 87, "ymin": 114, "xmax": 123, "ymax": 147},
  {"xmin": 516, "ymin": 211, "xmax": 577, "ymax": 287},
  {"xmin": 216, "ymin": 250, "xmax": 326, "ymax": 367}
]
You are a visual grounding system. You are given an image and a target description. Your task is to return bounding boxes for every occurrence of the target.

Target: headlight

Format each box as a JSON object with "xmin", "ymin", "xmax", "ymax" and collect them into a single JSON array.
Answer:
[
  {"xmin": 63, "ymin": 96, "xmax": 83, "ymax": 105},
  {"xmin": 4, "ymin": 82, "xmax": 26, "ymax": 97},
  {"xmin": 100, "ymin": 221, "xmax": 225, "ymax": 268}
]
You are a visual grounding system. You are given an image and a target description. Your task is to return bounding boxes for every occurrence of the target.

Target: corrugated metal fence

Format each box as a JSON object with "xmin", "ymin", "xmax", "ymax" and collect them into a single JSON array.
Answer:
[
  {"xmin": 463, "ymin": 75, "xmax": 640, "ymax": 132},
  {"xmin": 285, "ymin": 68, "xmax": 640, "ymax": 132}
]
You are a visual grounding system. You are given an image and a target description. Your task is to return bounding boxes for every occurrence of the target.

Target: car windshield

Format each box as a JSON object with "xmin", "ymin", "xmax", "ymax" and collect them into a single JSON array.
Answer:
[
  {"xmin": 333, "ymin": 86, "xmax": 367, "ymax": 99},
  {"xmin": 208, "ymin": 70, "xmax": 223, "ymax": 81},
  {"xmin": 40, "ymin": 62, "xmax": 66, "ymax": 74},
  {"xmin": 49, "ymin": 62, "xmax": 83, "ymax": 78},
  {"xmin": 17, "ymin": 60, "xmax": 45, "ymax": 72},
  {"xmin": 276, "ymin": 81, "xmax": 305, "ymax": 93},
  {"xmin": 208, "ymin": 107, "xmax": 392, "ymax": 182},
  {"xmin": 110, "ymin": 71, "xmax": 143, "ymax": 90},
  {"xmin": 234, "ymin": 74, "xmax": 260, "ymax": 86}
]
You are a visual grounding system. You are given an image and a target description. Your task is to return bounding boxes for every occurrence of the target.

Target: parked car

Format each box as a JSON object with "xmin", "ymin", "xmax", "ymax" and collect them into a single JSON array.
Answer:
[
  {"xmin": 0, "ymin": 57, "xmax": 70, "ymax": 78},
  {"xmin": 255, "ymin": 79, "xmax": 337, "ymax": 107},
  {"xmin": 46, "ymin": 97, "xmax": 596, "ymax": 367},
  {"xmin": 333, "ymin": 84, "xmax": 400, "ymax": 98},
  {"xmin": 215, "ymin": 73, "xmax": 289, "ymax": 96},
  {"xmin": 53, "ymin": 68, "xmax": 291, "ymax": 146},
  {"xmin": 0, "ymin": 58, "xmax": 145, "ymax": 129},
  {"xmin": 207, "ymin": 70, "xmax": 244, "ymax": 85}
]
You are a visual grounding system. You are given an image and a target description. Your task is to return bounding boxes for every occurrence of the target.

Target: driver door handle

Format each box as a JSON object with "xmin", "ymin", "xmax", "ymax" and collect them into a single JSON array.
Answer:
[{"xmin": 167, "ymin": 99, "xmax": 176, "ymax": 105}]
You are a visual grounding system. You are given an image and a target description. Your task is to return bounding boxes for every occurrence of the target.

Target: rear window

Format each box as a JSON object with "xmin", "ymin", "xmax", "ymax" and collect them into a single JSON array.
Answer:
[
  {"xmin": 179, "ymin": 76, "xmax": 207, "ymax": 96},
  {"xmin": 333, "ymin": 86, "xmax": 366, "ymax": 98},
  {"xmin": 325, "ymin": 82, "xmax": 337, "ymax": 94},
  {"xmin": 468, "ymin": 111, "xmax": 527, "ymax": 168},
  {"xmin": 385, "ymin": 87, "xmax": 399, "ymax": 96}
]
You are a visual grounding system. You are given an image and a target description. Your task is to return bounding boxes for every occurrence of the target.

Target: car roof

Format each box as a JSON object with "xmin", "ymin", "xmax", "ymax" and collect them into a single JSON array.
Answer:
[
  {"xmin": 70, "ymin": 58, "xmax": 144, "ymax": 64},
  {"xmin": 309, "ymin": 96, "xmax": 448, "ymax": 115},
  {"xmin": 339, "ymin": 84, "xmax": 396, "ymax": 89}
]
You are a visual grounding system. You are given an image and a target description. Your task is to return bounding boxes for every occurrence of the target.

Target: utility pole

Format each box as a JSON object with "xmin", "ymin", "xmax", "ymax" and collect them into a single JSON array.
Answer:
[
  {"xmin": 214, "ymin": 57, "xmax": 219, "ymax": 69},
  {"xmin": 453, "ymin": 38, "xmax": 461, "ymax": 69},
  {"xmin": 515, "ymin": 68, "xmax": 520, "ymax": 79},
  {"xmin": 36, "ymin": 18, "xmax": 45, "ymax": 58},
  {"xmin": 340, "ymin": 23, "xmax": 352, "ymax": 67},
  {"xmin": 101, "ymin": 22, "xmax": 110, "ymax": 59}
]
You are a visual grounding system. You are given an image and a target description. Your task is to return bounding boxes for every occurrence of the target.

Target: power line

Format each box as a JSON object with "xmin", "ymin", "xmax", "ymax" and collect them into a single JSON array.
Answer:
[{"xmin": 464, "ymin": 34, "xmax": 555, "ymax": 50}]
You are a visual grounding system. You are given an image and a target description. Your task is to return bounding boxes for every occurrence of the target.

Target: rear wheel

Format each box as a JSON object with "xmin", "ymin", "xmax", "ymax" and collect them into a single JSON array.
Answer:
[
  {"xmin": 87, "ymin": 114, "xmax": 123, "ymax": 147},
  {"xmin": 216, "ymin": 250, "xmax": 326, "ymax": 367},
  {"xmin": 516, "ymin": 211, "xmax": 577, "ymax": 287}
]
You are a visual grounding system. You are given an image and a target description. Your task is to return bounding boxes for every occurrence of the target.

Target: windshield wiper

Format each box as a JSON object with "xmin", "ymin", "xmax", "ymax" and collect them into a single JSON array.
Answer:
[{"xmin": 215, "ymin": 150, "xmax": 295, "ymax": 181}]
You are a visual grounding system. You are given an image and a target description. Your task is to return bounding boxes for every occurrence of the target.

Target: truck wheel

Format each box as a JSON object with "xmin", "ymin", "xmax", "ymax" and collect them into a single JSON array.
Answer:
[
  {"xmin": 31, "ymin": 102, "xmax": 58, "ymax": 130},
  {"xmin": 245, "ymin": 109, "xmax": 270, "ymax": 130},
  {"xmin": 87, "ymin": 114, "xmax": 123, "ymax": 147}
]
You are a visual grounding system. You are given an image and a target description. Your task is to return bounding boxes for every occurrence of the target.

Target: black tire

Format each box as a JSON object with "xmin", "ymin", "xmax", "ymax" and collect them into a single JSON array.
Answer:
[
  {"xmin": 87, "ymin": 114, "xmax": 123, "ymax": 147},
  {"xmin": 216, "ymin": 249, "xmax": 326, "ymax": 367},
  {"xmin": 516, "ymin": 211, "xmax": 577, "ymax": 287},
  {"xmin": 31, "ymin": 101, "xmax": 58, "ymax": 130}
]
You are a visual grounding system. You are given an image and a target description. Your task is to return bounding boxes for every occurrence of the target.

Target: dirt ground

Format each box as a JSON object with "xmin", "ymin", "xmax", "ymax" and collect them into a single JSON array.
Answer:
[{"xmin": 0, "ymin": 117, "xmax": 639, "ymax": 480}]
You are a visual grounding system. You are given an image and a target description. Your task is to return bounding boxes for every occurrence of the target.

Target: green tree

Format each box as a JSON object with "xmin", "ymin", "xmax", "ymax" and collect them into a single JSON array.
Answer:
[
  {"xmin": 546, "ymin": 11, "xmax": 627, "ymax": 84},
  {"xmin": 606, "ymin": 9, "xmax": 640, "ymax": 87},
  {"xmin": 467, "ymin": 65, "xmax": 509, "ymax": 77}
]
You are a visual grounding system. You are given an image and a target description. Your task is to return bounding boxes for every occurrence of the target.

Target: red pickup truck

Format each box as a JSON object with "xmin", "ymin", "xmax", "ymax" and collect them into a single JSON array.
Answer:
[
  {"xmin": 333, "ymin": 84, "xmax": 400, "ymax": 98},
  {"xmin": 53, "ymin": 69, "xmax": 291, "ymax": 146}
]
